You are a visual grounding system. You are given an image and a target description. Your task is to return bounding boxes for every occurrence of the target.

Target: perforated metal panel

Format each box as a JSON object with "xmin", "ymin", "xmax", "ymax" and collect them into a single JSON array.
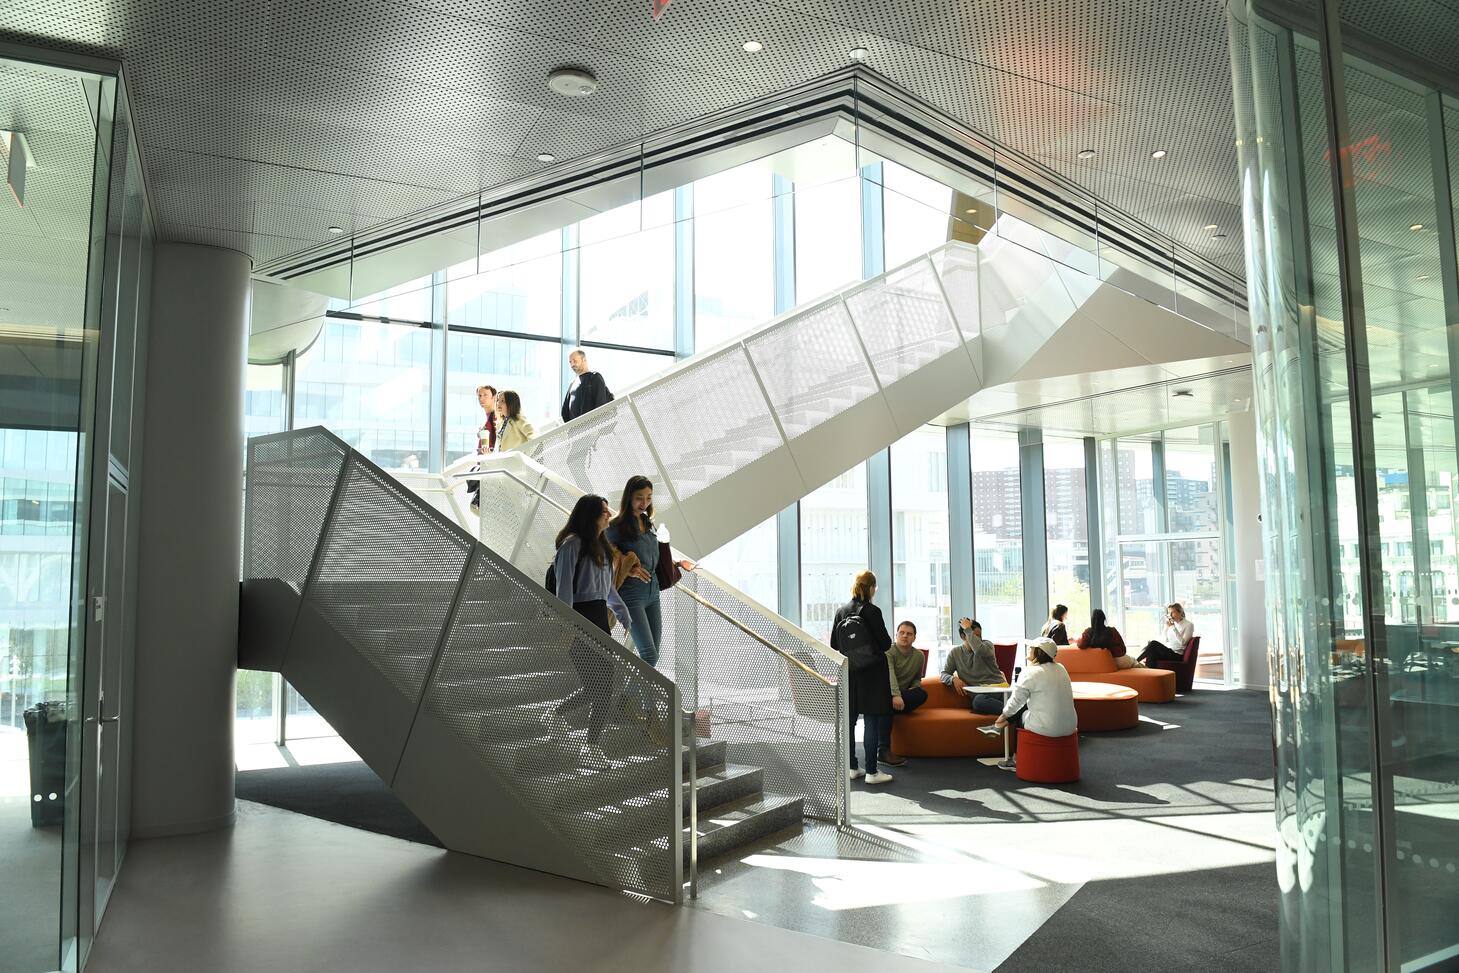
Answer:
[
  {"xmin": 526, "ymin": 399, "xmax": 667, "ymax": 505},
  {"xmin": 2, "ymin": 0, "xmax": 1255, "ymax": 274},
  {"xmin": 631, "ymin": 347, "xmax": 786, "ymax": 501},
  {"xmin": 843, "ymin": 256, "xmax": 964, "ymax": 386},
  {"xmin": 245, "ymin": 430, "xmax": 349, "ymax": 587},
  {"xmin": 744, "ymin": 299, "xmax": 882, "ymax": 441}
]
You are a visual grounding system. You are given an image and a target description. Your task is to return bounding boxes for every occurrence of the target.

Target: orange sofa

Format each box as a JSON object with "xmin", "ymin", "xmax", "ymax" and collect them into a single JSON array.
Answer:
[
  {"xmin": 889, "ymin": 677, "xmax": 1005, "ymax": 758},
  {"xmin": 1055, "ymin": 647, "xmax": 1176, "ymax": 702}
]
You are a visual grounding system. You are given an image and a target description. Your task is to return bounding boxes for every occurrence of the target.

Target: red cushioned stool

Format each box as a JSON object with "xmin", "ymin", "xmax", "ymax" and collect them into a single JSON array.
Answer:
[{"xmin": 1014, "ymin": 729, "xmax": 1080, "ymax": 783}]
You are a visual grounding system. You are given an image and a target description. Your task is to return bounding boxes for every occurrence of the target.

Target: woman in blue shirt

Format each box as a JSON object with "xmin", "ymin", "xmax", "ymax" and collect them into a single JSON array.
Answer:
[
  {"xmin": 549, "ymin": 493, "xmax": 635, "ymax": 767},
  {"xmin": 607, "ymin": 475, "xmax": 667, "ymax": 669}
]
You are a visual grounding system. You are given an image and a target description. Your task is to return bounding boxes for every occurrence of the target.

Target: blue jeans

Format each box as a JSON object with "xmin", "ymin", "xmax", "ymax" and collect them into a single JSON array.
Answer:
[
  {"xmin": 621, "ymin": 585, "xmax": 662, "ymax": 668},
  {"xmin": 850, "ymin": 712, "xmax": 887, "ymax": 774}
]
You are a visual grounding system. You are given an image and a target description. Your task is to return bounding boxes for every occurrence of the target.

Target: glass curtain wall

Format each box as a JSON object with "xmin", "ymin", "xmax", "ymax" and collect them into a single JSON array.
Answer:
[
  {"xmin": 1044, "ymin": 437, "xmax": 1092, "ymax": 625},
  {"xmin": 891, "ymin": 427, "xmax": 952, "ymax": 646},
  {"xmin": 1231, "ymin": 0, "xmax": 1459, "ymax": 967},
  {"xmin": 970, "ymin": 428, "xmax": 1025, "ymax": 641},
  {"xmin": 1, "ymin": 50, "xmax": 151, "ymax": 972}
]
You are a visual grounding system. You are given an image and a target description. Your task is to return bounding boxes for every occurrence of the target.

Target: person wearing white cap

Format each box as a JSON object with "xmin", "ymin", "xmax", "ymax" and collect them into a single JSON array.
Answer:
[{"xmin": 993, "ymin": 638, "xmax": 1077, "ymax": 745}]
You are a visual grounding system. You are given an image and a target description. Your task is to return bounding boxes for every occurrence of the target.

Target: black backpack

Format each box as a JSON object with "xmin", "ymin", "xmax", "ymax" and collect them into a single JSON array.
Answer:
[
  {"xmin": 545, "ymin": 546, "xmax": 587, "ymax": 594},
  {"xmin": 835, "ymin": 603, "xmax": 881, "ymax": 671}
]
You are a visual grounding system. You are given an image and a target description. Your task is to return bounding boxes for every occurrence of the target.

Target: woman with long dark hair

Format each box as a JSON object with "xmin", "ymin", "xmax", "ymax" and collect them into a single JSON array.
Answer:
[
  {"xmin": 547, "ymin": 493, "xmax": 632, "ymax": 767},
  {"xmin": 607, "ymin": 475, "xmax": 676, "ymax": 669},
  {"xmin": 1039, "ymin": 604, "xmax": 1070, "ymax": 645},
  {"xmin": 494, "ymin": 389, "xmax": 535, "ymax": 452},
  {"xmin": 1077, "ymin": 608, "xmax": 1133, "ymax": 668}
]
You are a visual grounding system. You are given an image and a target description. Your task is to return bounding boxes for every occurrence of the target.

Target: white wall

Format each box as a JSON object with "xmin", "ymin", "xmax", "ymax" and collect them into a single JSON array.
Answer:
[{"xmin": 1228, "ymin": 407, "xmax": 1270, "ymax": 689}]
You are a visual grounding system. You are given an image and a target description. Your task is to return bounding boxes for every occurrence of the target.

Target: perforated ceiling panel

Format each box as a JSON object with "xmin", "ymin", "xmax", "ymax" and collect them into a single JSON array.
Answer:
[{"xmin": 0, "ymin": 0, "xmax": 1330, "ymax": 275}]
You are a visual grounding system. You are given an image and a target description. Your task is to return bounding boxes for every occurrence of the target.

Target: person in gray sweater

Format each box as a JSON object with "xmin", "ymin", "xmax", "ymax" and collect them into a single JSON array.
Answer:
[{"xmin": 942, "ymin": 618, "xmax": 1007, "ymax": 714}]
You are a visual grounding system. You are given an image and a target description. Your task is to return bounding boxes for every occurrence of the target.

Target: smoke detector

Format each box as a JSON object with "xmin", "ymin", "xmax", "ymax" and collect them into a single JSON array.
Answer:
[{"xmin": 548, "ymin": 67, "xmax": 599, "ymax": 98}]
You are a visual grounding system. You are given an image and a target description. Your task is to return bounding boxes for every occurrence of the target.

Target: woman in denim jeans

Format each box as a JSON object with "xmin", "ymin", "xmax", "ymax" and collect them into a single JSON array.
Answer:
[{"xmin": 607, "ymin": 475, "xmax": 668, "ymax": 668}]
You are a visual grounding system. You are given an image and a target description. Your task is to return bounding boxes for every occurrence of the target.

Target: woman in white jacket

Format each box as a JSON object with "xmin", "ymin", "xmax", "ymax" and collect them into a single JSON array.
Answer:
[{"xmin": 994, "ymin": 638, "xmax": 1077, "ymax": 745}]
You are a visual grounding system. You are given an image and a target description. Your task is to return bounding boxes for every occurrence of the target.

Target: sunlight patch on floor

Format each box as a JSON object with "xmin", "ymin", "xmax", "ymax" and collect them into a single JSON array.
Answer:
[{"xmin": 739, "ymin": 852, "xmax": 1047, "ymax": 911}]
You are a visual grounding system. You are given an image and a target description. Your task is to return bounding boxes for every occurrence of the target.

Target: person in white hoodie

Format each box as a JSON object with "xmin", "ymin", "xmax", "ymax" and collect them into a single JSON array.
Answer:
[{"xmin": 993, "ymin": 638, "xmax": 1077, "ymax": 751}]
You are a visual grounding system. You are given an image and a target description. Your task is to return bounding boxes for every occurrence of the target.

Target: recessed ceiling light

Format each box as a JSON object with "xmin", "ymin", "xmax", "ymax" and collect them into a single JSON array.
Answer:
[
  {"xmin": 1077, "ymin": 149, "xmax": 1096, "ymax": 160},
  {"xmin": 1204, "ymin": 223, "xmax": 1219, "ymax": 231},
  {"xmin": 849, "ymin": 47, "xmax": 868, "ymax": 61},
  {"xmin": 536, "ymin": 152, "xmax": 556, "ymax": 162},
  {"xmin": 743, "ymin": 40, "xmax": 763, "ymax": 53},
  {"xmin": 327, "ymin": 226, "xmax": 344, "ymax": 235},
  {"xmin": 965, "ymin": 208, "xmax": 978, "ymax": 215},
  {"xmin": 548, "ymin": 67, "xmax": 598, "ymax": 97},
  {"xmin": 1410, "ymin": 223, "xmax": 1425, "ymax": 231},
  {"xmin": 1151, "ymin": 149, "xmax": 1168, "ymax": 160}
]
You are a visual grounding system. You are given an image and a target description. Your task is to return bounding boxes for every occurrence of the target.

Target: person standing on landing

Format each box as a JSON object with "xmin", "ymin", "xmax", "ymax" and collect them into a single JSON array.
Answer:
[
  {"xmin": 879, "ymin": 621, "xmax": 929, "ymax": 767},
  {"xmin": 944, "ymin": 617, "xmax": 1006, "ymax": 715},
  {"xmin": 606, "ymin": 475, "xmax": 677, "ymax": 669},
  {"xmin": 560, "ymin": 348, "xmax": 614, "ymax": 423},
  {"xmin": 831, "ymin": 571, "xmax": 895, "ymax": 785},
  {"xmin": 1138, "ymin": 602, "xmax": 1194, "ymax": 666}
]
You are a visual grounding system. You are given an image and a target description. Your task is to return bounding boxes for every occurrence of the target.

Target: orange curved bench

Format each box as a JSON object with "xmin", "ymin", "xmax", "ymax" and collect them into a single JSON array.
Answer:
[
  {"xmin": 1055, "ymin": 648, "xmax": 1176, "ymax": 702},
  {"xmin": 889, "ymin": 677, "xmax": 1005, "ymax": 758}
]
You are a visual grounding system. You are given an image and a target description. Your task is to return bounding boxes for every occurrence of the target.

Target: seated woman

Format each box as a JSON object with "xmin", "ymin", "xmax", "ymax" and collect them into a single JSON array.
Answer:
[
  {"xmin": 1039, "ymin": 604, "xmax": 1070, "ymax": 645},
  {"xmin": 1137, "ymin": 602, "xmax": 1194, "ymax": 666},
  {"xmin": 993, "ymin": 638, "xmax": 1078, "ymax": 763},
  {"xmin": 1077, "ymin": 609, "xmax": 1134, "ymax": 669}
]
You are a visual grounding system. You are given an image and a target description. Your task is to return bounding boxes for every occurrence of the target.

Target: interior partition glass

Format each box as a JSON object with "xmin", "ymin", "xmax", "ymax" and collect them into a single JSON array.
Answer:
[
  {"xmin": 969, "ymin": 428, "xmax": 1024, "ymax": 642},
  {"xmin": 890, "ymin": 427, "xmax": 952, "ymax": 647},
  {"xmin": 1043, "ymin": 436, "xmax": 1091, "ymax": 627},
  {"xmin": 800, "ymin": 463, "xmax": 869, "ymax": 642}
]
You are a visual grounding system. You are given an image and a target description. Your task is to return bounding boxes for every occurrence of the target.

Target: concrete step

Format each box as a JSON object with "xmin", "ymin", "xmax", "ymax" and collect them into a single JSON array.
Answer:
[
  {"xmin": 688, "ymin": 793, "xmax": 804, "ymax": 862},
  {"xmin": 568, "ymin": 764, "xmax": 765, "ymax": 845}
]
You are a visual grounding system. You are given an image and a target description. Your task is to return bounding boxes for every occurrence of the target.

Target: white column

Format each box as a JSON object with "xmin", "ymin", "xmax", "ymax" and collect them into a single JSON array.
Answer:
[
  {"xmin": 130, "ymin": 243, "xmax": 250, "ymax": 837},
  {"xmin": 1227, "ymin": 407, "xmax": 1270, "ymax": 689}
]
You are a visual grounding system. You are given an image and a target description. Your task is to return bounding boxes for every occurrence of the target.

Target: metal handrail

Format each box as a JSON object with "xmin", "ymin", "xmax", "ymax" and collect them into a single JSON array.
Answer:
[{"xmin": 450, "ymin": 467, "xmax": 838, "ymax": 688}]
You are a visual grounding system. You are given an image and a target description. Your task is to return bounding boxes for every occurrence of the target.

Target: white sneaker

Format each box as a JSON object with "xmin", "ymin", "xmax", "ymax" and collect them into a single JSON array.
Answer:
[
  {"xmin": 864, "ymin": 772, "xmax": 894, "ymax": 785},
  {"xmin": 580, "ymin": 743, "xmax": 611, "ymax": 769},
  {"xmin": 848, "ymin": 768, "xmax": 865, "ymax": 781}
]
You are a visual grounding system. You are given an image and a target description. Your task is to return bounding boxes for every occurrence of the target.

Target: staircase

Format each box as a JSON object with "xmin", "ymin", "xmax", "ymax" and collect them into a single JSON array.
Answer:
[{"xmin": 239, "ymin": 428, "xmax": 817, "ymax": 905}]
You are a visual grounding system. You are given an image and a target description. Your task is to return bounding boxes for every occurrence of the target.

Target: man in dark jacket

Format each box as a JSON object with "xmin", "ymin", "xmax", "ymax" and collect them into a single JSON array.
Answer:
[{"xmin": 561, "ymin": 348, "xmax": 614, "ymax": 423}]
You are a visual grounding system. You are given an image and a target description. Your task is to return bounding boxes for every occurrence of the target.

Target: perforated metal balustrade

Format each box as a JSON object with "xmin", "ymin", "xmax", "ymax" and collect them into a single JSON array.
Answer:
[{"xmin": 241, "ymin": 428, "xmax": 687, "ymax": 904}]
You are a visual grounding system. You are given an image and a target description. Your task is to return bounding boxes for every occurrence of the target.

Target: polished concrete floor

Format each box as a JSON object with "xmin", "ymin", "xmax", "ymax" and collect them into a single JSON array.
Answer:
[
  {"xmin": 1, "ymin": 729, "xmax": 63, "ymax": 973},
  {"xmin": 85, "ymin": 802, "xmax": 977, "ymax": 973}
]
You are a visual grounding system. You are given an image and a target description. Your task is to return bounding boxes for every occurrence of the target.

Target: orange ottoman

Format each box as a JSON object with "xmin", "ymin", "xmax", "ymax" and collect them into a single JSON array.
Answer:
[
  {"xmin": 1072, "ymin": 682, "xmax": 1139, "ymax": 731},
  {"xmin": 1015, "ymin": 729, "xmax": 1080, "ymax": 783}
]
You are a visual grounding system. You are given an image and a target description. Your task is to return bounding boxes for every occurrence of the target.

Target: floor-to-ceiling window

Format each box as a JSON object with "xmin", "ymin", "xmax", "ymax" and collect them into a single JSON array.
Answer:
[
  {"xmin": 1043, "ymin": 437, "xmax": 1091, "ymax": 626},
  {"xmin": 970, "ymin": 428, "xmax": 1024, "ymax": 641},
  {"xmin": 800, "ymin": 464, "xmax": 869, "ymax": 642},
  {"xmin": 890, "ymin": 427, "xmax": 952, "ymax": 646}
]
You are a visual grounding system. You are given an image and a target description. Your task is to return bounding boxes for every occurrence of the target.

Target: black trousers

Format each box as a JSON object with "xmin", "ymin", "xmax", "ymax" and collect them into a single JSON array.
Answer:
[
  {"xmin": 1139, "ymin": 640, "xmax": 1183, "ymax": 663},
  {"xmin": 560, "ymin": 599, "xmax": 614, "ymax": 744}
]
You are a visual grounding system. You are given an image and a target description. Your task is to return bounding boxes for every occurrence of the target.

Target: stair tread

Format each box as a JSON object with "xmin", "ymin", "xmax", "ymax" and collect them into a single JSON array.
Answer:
[{"xmin": 689, "ymin": 793, "xmax": 803, "ymax": 837}]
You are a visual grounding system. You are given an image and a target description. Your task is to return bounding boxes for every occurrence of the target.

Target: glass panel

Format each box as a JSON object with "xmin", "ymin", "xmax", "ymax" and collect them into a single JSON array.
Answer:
[
  {"xmin": 1116, "ymin": 438, "xmax": 1161, "ymax": 534},
  {"xmin": 794, "ymin": 174, "xmax": 861, "ymax": 304},
  {"xmin": 1119, "ymin": 541, "xmax": 1168, "ymax": 649},
  {"xmin": 346, "ymin": 275, "xmax": 432, "ymax": 323},
  {"xmin": 1044, "ymin": 436, "xmax": 1091, "ymax": 623},
  {"xmin": 698, "ymin": 515, "xmax": 777, "ymax": 610},
  {"xmin": 578, "ymin": 195, "xmax": 675, "ymax": 351},
  {"xmin": 1169, "ymin": 537, "xmax": 1225, "ymax": 681},
  {"xmin": 693, "ymin": 165, "xmax": 774, "ymax": 352},
  {"xmin": 1164, "ymin": 427, "xmax": 1220, "ymax": 533},
  {"xmin": 890, "ymin": 426, "xmax": 952, "ymax": 647},
  {"xmin": 444, "ymin": 231, "xmax": 562, "ymax": 338},
  {"xmin": 294, "ymin": 318, "xmax": 431, "ymax": 470},
  {"xmin": 800, "ymin": 463, "xmax": 868, "ymax": 642},
  {"xmin": 244, "ymin": 364, "xmax": 287, "ymax": 438},
  {"xmin": 444, "ymin": 334, "xmax": 560, "ymax": 457},
  {"xmin": 882, "ymin": 161, "xmax": 954, "ymax": 268},
  {"xmin": 579, "ymin": 347, "xmax": 675, "ymax": 394},
  {"xmin": 0, "ymin": 56, "xmax": 110, "ymax": 973},
  {"xmin": 970, "ymin": 428, "xmax": 1023, "ymax": 641}
]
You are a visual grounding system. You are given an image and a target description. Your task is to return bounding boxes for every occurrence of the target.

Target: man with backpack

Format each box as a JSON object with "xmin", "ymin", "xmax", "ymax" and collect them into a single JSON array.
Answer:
[{"xmin": 830, "ymin": 570, "xmax": 895, "ymax": 785}]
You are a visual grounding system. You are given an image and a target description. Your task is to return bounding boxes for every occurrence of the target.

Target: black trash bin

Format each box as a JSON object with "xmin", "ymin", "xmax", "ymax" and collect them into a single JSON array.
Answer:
[{"xmin": 23, "ymin": 701, "xmax": 68, "ymax": 828}]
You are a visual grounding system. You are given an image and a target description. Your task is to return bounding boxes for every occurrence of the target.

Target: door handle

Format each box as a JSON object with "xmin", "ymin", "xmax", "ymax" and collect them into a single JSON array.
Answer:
[{"xmin": 100, "ymin": 716, "xmax": 120, "ymax": 724}]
